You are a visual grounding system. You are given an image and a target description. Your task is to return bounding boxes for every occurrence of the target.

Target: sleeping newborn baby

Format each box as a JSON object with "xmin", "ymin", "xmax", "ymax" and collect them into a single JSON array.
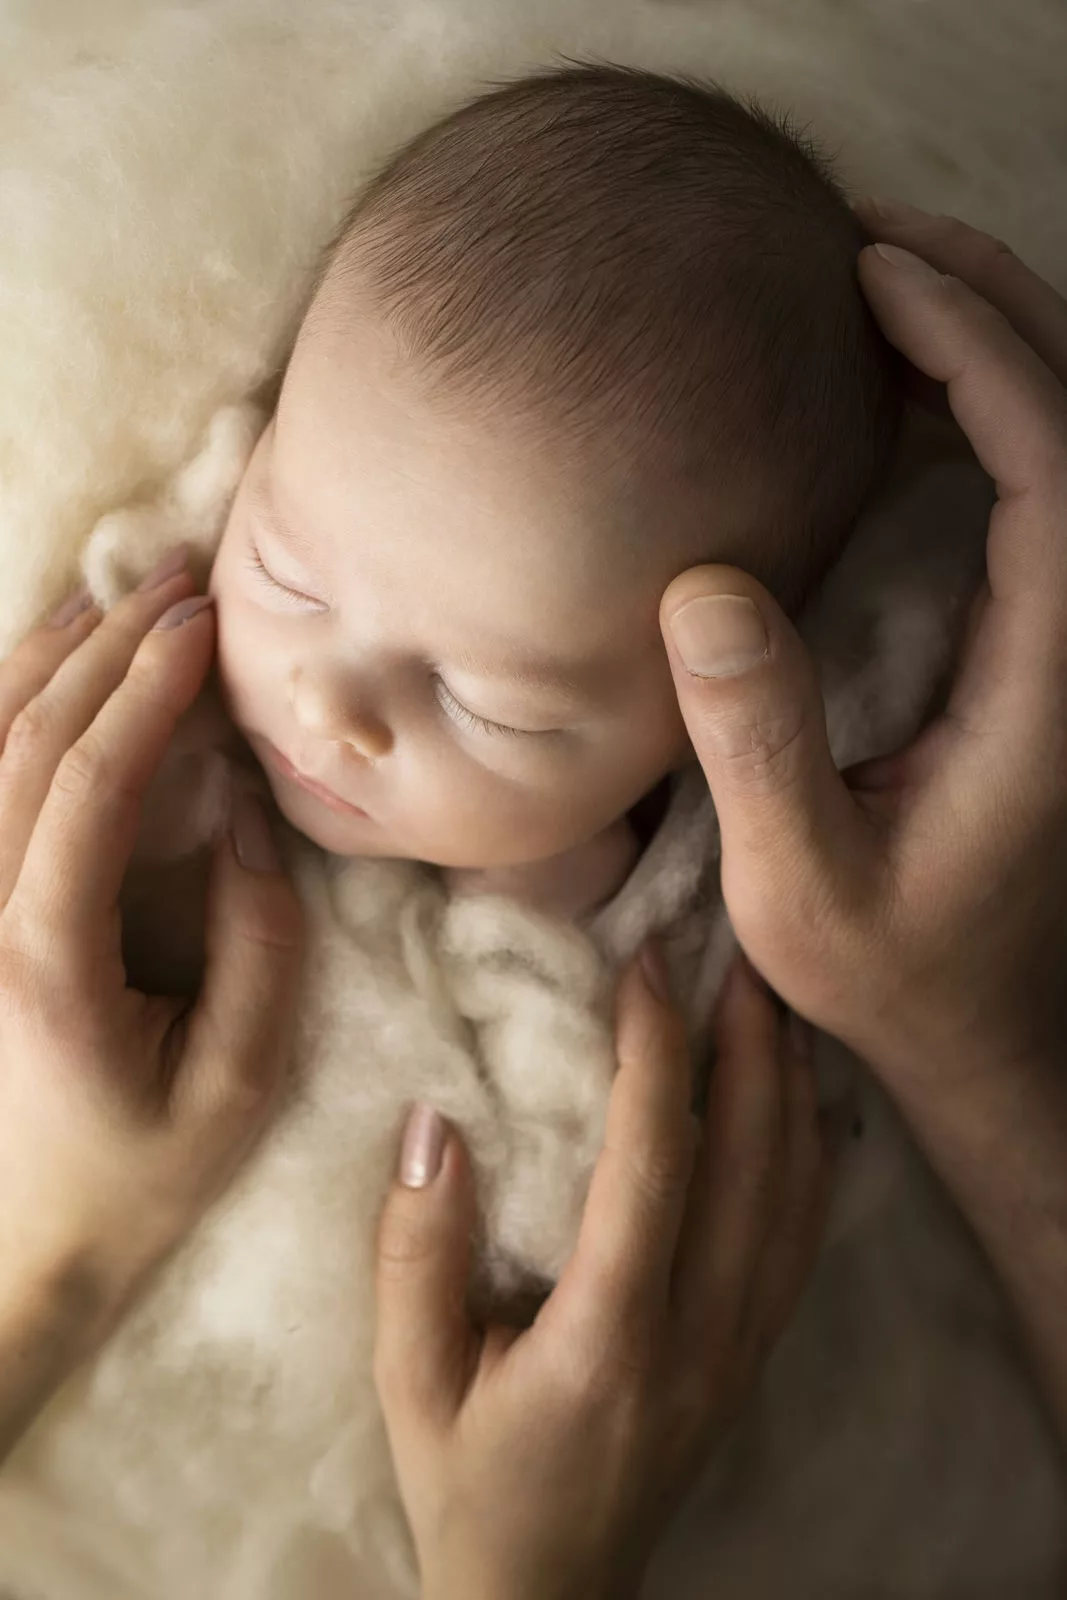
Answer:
[
  {"xmin": 205, "ymin": 64, "xmax": 901, "ymax": 922},
  {"xmin": 7, "ymin": 62, "xmax": 1055, "ymax": 1600}
]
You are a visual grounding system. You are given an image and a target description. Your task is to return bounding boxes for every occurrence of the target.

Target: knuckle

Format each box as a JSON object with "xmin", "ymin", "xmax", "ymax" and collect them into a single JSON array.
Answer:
[
  {"xmin": 617, "ymin": 1139, "xmax": 693, "ymax": 1215},
  {"xmin": 665, "ymin": 1367, "xmax": 723, "ymax": 1444},
  {"xmin": 377, "ymin": 1204, "xmax": 433, "ymax": 1281},
  {"xmin": 51, "ymin": 735, "xmax": 117, "ymax": 804},
  {"xmin": 936, "ymin": 216, "xmax": 1015, "ymax": 278},
  {"xmin": 209, "ymin": 1060, "xmax": 279, "ymax": 1126},
  {"xmin": 715, "ymin": 705, "xmax": 809, "ymax": 799},
  {"xmin": 3, "ymin": 697, "xmax": 59, "ymax": 767},
  {"xmin": 0, "ymin": 928, "xmax": 86, "ymax": 1033},
  {"xmin": 117, "ymin": 667, "xmax": 183, "ymax": 726},
  {"xmin": 228, "ymin": 901, "xmax": 305, "ymax": 958},
  {"xmin": 586, "ymin": 1332, "xmax": 654, "ymax": 1407}
]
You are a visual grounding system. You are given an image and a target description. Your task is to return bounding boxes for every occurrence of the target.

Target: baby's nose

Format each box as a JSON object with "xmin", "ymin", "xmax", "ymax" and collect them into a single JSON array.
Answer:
[{"xmin": 288, "ymin": 667, "xmax": 392, "ymax": 760}]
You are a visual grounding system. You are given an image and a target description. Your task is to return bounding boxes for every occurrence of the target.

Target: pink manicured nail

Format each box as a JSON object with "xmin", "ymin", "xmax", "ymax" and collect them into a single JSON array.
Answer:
[
  {"xmin": 152, "ymin": 595, "xmax": 213, "ymax": 631},
  {"xmin": 136, "ymin": 544, "xmax": 189, "ymax": 590},
  {"xmin": 399, "ymin": 1103, "xmax": 446, "ymax": 1188},
  {"xmin": 47, "ymin": 586, "xmax": 94, "ymax": 628}
]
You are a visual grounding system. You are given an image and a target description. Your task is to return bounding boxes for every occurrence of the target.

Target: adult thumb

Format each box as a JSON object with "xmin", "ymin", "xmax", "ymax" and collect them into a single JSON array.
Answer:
[
  {"xmin": 660, "ymin": 566, "xmax": 867, "ymax": 975},
  {"xmin": 374, "ymin": 1107, "xmax": 478, "ymax": 1434}
]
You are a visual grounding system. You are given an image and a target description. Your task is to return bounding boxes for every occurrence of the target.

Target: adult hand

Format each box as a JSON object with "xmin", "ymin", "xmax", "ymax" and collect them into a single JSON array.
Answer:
[
  {"xmin": 660, "ymin": 207, "xmax": 1067, "ymax": 1090},
  {"xmin": 659, "ymin": 205, "xmax": 1067, "ymax": 1438},
  {"xmin": 375, "ymin": 952, "xmax": 831, "ymax": 1600},
  {"xmin": 0, "ymin": 553, "xmax": 303, "ymax": 1457}
]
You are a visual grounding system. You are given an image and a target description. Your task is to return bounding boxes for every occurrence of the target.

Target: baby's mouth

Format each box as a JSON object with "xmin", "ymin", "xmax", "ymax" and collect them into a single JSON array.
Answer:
[{"xmin": 259, "ymin": 738, "xmax": 370, "ymax": 819}]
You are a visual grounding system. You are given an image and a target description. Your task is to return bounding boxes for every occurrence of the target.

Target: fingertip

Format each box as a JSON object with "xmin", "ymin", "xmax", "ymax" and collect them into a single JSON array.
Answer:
[
  {"xmin": 660, "ymin": 563, "xmax": 776, "ymax": 625},
  {"xmin": 866, "ymin": 241, "xmax": 949, "ymax": 284},
  {"xmin": 398, "ymin": 1101, "xmax": 448, "ymax": 1189},
  {"xmin": 374, "ymin": 1125, "xmax": 477, "ymax": 1427},
  {"xmin": 616, "ymin": 944, "xmax": 687, "ymax": 1073},
  {"xmin": 230, "ymin": 790, "xmax": 283, "ymax": 875},
  {"xmin": 714, "ymin": 953, "xmax": 777, "ymax": 1030},
  {"xmin": 212, "ymin": 810, "xmax": 304, "ymax": 944},
  {"xmin": 661, "ymin": 567, "xmax": 776, "ymax": 684},
  {"xmin": 636, "ymin": 936, "xmax": 674, "ymax": 1006}
]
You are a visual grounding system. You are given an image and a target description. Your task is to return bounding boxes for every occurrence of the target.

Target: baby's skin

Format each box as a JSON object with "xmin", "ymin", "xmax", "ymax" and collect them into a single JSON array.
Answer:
[{"xmin": 207, "ymin": 287, "xmax": 699, "ymax": 917}]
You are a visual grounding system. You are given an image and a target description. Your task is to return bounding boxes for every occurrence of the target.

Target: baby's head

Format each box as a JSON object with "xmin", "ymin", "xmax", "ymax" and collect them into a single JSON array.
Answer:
[{"xmin": 210, "ymin": 65, "xmax": 901, "ymax": 869}]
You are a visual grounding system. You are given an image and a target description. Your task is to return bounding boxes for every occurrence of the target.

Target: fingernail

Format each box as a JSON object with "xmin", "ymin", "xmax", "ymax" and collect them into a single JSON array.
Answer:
[
  {"xmin": 136, "ymin": 544, "xmax": 189, "ymax": 591},
  {"xmin": 47, "ymin": 586, "xmax": 94, "ymax": 628},
  {"xmin": 152, "ymin": 594, "xmax": 213, "ymax": 631},
  {"xmin": 788, "ymin": 1012, "xmax": 814, "ymax": 1061},
  {"xmin": 668, "ymin": 594, "xmax": 768, "ymax": 678},
  {"xmin": 638, "ymin": 937, "xmax": 673, "ymax": 1004},
  {"xmin": 856, "ymin": 195, "xmax": 932, "ymax": 225},
  {"xmin": 399, "ymin": 1102, "xmax": 446, "ymax": 1188},
  {"xmin": 230, "ymin": 791, "xmax": 280, "ymax": 872},
  {"xmin": 873, "ymin": 242, "xmax": 942, "ymax": 278}
]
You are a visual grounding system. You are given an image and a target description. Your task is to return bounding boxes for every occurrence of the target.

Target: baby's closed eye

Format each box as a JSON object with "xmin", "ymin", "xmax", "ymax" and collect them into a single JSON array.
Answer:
[{"xmin": 432, "ymin": 674, "xmax": 560, "ymax": 739}]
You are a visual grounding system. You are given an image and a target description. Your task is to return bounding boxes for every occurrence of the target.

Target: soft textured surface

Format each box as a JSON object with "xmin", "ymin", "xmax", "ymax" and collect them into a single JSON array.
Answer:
[{"xmin": 0, "ymin": 2, "xmax": 1065, "ymax": 1596}]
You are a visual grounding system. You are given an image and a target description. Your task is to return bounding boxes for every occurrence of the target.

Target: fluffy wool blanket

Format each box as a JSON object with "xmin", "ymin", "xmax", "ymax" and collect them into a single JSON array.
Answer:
[{"xmin": 0, "ymin": 3, "xmax": 1065, "ymax": 1597}]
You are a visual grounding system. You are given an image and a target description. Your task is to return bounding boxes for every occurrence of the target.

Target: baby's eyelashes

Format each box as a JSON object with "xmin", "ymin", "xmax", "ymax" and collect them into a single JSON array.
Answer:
[
  {"xmin": 245, "ymin": 545, "xmax": 326, "ymax": 610},
  {"xmin": 433, "ymin": 675, "xmax": 540, "ymax": 739}
]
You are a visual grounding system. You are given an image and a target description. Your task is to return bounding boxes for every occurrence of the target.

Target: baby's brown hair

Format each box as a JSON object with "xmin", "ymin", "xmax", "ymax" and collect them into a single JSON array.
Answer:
[{"xmin": 306, "ymin": 64, "xmax": 903, "ymax": 607}]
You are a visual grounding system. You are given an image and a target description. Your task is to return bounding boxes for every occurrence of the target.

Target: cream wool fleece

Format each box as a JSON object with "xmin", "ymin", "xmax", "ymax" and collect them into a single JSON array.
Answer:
[{"xmin": 1, "ymin": 3, "xmax": 1066, "ymax": 1596}]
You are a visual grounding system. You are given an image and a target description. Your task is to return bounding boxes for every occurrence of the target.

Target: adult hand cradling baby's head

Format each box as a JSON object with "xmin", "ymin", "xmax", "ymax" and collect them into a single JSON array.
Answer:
[{"xmin": 661, "ymin": 206, "xmax": 1067, "ymax": 1093}]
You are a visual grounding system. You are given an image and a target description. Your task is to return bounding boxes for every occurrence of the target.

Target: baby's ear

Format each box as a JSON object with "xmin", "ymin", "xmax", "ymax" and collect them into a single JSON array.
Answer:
[{"xmin": 82, "ymin": 402, "xmax": 265, "ymax": 605}]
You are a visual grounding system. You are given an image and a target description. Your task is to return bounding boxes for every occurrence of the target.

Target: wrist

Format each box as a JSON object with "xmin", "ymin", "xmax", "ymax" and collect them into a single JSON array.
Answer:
[{"xmin": 846, "ymin": 987, "xmax": 1058, "ymax": 1101}]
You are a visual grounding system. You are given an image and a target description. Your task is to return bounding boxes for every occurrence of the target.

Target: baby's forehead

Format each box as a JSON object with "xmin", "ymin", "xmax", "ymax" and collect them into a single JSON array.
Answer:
[{"xmin": 274, "ymin": 310, "xmax": 789, "ymax": 658}]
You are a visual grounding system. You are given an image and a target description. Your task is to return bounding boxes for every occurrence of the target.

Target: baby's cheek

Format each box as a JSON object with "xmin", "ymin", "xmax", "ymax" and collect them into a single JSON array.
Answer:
[
  {"xmin": 211, "ymin": 583, "xmax": 270, "ymax": 726},
  {"xmin": 403, "ymin": 753, "xmax": 614, "ymax": 868}
]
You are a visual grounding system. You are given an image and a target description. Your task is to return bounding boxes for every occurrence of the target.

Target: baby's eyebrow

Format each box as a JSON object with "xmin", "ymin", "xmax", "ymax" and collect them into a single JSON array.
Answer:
[
  {"xmin": 451, "ymin": 645, "xmax": 607, "ymax": 700},
  {"xmin": 246, "ymin": 482, "xmax": 318, "ymax": 560}
]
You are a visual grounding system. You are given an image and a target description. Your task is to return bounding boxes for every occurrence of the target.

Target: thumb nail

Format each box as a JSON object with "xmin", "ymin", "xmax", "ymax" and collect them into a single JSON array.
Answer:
[
  {"xmin": 400, "ymin": 1102, "xmax": 446, "ymax": 1188},
  {"xmin": 667, "ymin": 594, "xmax": 768, "ymax": 678}
]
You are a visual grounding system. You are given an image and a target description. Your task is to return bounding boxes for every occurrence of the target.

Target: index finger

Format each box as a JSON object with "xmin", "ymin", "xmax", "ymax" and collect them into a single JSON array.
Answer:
[
  {"xmin": 853, "ymin": 204, "xmax": 1067, "ymax": 388},
  {"xmin": 857, "ymin": 245, "xmax": 1067, "ymax": 646},
  {"xmin": 11, "ymin": 598, "xmax": 217, "ymax": 966}
]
